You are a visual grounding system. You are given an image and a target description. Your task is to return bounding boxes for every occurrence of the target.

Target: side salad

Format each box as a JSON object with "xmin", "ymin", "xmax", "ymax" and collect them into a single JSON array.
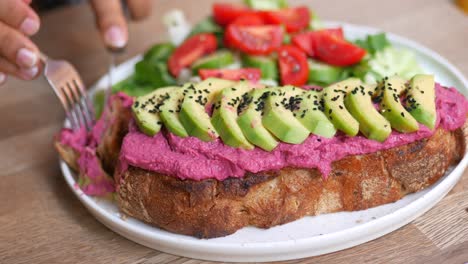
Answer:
[{"xmin": 108, "ymin": 0, "xmax": 423, "ymax": 101}]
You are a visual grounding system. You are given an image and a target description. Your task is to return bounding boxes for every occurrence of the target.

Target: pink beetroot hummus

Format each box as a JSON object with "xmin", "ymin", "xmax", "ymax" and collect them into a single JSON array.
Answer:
[
  {"xmin": 118, "ymin": 84, "xmax": 468, "ymax": 181},
  {"xmin": 58, "ymin": 92, "xmax": 133, "ymax": 196}
]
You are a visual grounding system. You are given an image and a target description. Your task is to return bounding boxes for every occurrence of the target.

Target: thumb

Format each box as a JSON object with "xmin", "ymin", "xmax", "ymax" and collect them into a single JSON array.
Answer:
[{"xmin": 89, "ymin": 0, "xmax": 128, "ymax": 49}]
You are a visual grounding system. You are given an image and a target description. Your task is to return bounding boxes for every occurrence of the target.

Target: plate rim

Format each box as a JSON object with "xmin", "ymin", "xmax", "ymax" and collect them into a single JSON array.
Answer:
[{"xmin": 60, "ymin": 21, "xmax": 468, "ymax": 262}]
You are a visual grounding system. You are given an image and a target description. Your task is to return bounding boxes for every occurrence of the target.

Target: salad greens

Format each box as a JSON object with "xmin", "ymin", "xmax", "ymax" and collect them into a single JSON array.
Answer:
[
  {"xmin": 189, "ymin": 17, "xmax": 225, "ymax": 46},
  {"xmin": 143, "ymin": 43, "xmax": 175, "ymax": 64},
  {"xmin": 105, "ymin": 2, "xmax": 424, "ymax": 100},
  {"xmin": 352, "ymin": 33, "xmax": 423, "ymax": 84}
]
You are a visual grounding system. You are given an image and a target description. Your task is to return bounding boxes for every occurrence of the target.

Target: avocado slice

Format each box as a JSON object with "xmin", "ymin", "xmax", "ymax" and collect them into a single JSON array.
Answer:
[
  {"xmin": 262, "ymin": 86, "xmax": 310, "ymax": 144},
  {"xmin": 294, "ymin": 89, "xmax": 337, "ymax": 138},
  {"xmin": 237, "ymin": 88, "xmax": 279, "ymax": 151},
  {"xmin": 380, "ymin": 76, "xmax": 419, "ymax": 133},
  {"xmin": 406, "ymin": 74, "xmax": 436, "ymax": 130},
  {"xmin": 159, "ymin": 84, "xmax": 191, "ymax": 137},
  {"xmin": 132, "ymin": 86, "xmax": 178, "ymax": 136},
  {"xmin": 179, "ymin": 78, "xmax": 235, "ymax": 141},
  {"xmin": 344, "ymin": 84, "xmax": 392, "ymax": 142},
  {"xmin": 323, "ymin": 78, "xmax": 361, "ymax": 136},
  {"xmin": 211, "ymin": 82, "xmax": 255, "ymax": 149}
]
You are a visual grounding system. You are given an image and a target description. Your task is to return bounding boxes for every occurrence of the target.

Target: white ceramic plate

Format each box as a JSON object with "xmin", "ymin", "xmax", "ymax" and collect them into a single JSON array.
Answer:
[{"xmin": 60, "ymin": 22, "xmax": 468, "ymax": 262}]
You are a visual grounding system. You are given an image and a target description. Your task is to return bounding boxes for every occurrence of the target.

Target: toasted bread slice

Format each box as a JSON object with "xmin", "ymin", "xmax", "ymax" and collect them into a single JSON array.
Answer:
[
  {"xmin": 116, "ymin": 124, "xmax": 466, "ymax": 238},
  {"xmin": 55, "ymin": 98, "xmax": 467, "ymax": 238}
]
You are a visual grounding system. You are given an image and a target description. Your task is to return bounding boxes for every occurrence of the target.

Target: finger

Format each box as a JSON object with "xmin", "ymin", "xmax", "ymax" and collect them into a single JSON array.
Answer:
[
  {"xmin": 0, "ymin": 55, "xmax": 39, "ymax": 81},
  {"xmin": 0, "ymin": 72, "xmax": 6, "ymax": 86},
  {"xmin": 126, "ymin": 0, "xmax": 152, "ymax": 21},
  {"xmin": 0, "ymin": 0, "xmax": 40, "ymax": 36},
  {"xmin": 89, "ymin": 0, "xmax": 128, "ymax": 49},
  {"xmin": 0, "ymin": 21, "xmax": 40, "ymax": 69}
]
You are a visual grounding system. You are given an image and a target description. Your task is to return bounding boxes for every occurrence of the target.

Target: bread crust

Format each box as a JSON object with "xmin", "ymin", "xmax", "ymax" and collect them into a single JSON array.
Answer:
[{"xmin": 117, "ymin": 126, "xmax": 466, "ymax": 238}]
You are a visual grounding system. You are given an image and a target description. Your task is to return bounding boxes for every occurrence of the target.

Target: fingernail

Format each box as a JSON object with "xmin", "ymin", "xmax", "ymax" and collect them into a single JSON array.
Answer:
[
  {"xmin": 20, "ymin": 66, "xmax": 39, "ymax": 80},
  {"xmin": 20, "ymin": 17, "xmax": 40, "ymax": 36},
  {"xmin": 0, "ymin": 73, "xmax": 6, "ymax": 85},
  {"xmin": 17, "ymin": 48, "xmax": 38, "ymax": 68},
  {"xmin": 104, "ymin": 26, "xmax": 127, "ymax": 49}
]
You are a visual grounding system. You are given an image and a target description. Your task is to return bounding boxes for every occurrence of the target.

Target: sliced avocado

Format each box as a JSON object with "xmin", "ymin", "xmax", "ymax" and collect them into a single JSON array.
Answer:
[
  {"xmin": 380, "ymin": 76, "xmax": 419, "ymax": 133},
  {"xmin": 211, "ymin": 82, "xmax": 255, "ymax": 149},
  {"xmin": 294, "ymin": 89, "xmax": 336, "ymax": 138},
  {"xmin": 262, "ymin": 86, "xmax": 310, "ymax": 144},
  {"xmin": 344, "ymin": 85, "xmax": 391, "ymax": 142},
  {"xmin": 191, "ymin": 50, "xmax": 234, "ymax": 73},
  {"xmin": 308, "ymin": 59, "xmax": 344, "ymax": 85},
  {"xmin": 406, "ymin": 74, "xmax": 436, "ymax": 129},
  {"xmin": 323, "ymin": 78, "xmax": 361, "ymax": 136},
  {"xmin": 159, "ymin": 84, "xmax": 191, "ymax": 137},
  {"xmin": 237, "ymin": 88, "xmax": 279, "ymax": 151},
  {"xmin": 242, "ymin": 55, "xmax": 278, "ymax": 80},
  {"xmin": 132, "ymin": 87, "xmax": 178, "ymax": 136},
  {"xmin": 179, "ymin": 78, "xmax": 235, "ymax": 141}
]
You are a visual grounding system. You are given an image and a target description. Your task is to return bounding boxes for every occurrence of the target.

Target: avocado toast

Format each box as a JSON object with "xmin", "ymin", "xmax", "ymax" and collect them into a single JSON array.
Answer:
[{"xmin": 55, "ymin": 75, "xmax": 468, "ymax": 238}]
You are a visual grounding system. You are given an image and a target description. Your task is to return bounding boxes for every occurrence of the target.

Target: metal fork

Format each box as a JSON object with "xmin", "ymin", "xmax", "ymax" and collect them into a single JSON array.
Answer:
[{"xmin": 41, "ymin": 53, "xmax": 94, "ymax": 131}]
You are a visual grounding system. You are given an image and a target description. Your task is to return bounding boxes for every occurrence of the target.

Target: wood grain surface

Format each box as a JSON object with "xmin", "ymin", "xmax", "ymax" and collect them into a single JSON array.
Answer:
[{"xmin": 1, "ymin": 0, "xmax": 467, "ymax": 263}]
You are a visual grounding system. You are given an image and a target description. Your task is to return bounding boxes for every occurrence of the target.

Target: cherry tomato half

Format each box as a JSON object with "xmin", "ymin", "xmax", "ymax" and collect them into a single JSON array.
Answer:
[
  {"xmin": 231, "ymin": 13, "xmax": 265, "ymax": 26},
  {"xmin": 213, "ymin": 3, "xmax": 254, "ymax": 26},
  {"xmin": 292, "ymin": 28, "xmax": 344, "ymax": 57},
  {"xmin": 278, "ymin": 45, "xmax": 309, "ymax": 86},
  {"xmin": 262, "ymin": 6, "xmax": 311, "ymax": 33},
  {"xmin": 313, "ymin": 32, "xmax": 366, "ymax": 66},
  {"xmin": 199, "ymin": 68, "xmax": 261, "ymax": 82},
  {"xmin": 168, "ymin": 33, "xmax": 218, "ymax": 77},
  {"xmin": 225, "ymin": 25, "xmax": 283, "ymax": 55}
]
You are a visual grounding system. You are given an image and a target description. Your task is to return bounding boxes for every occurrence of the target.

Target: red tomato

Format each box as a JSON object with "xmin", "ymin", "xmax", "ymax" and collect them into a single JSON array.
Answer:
[
  {"xmin": 168, "ymin": 33, "xmax": 218, "ymax": 77},
  {"xmin": 324, "ymin": 28, "xmax": 344, "ymax": 38},
  {"xmin": 262, "ymin": 6, "xmax": 311, "ymax": 33},
  {"xmin": 199, "ymin": 68, "xmax": 261, "ymax": 82},
  {"xmin": 231, "ymin": 14, "xmax": 265, "ymax": 26},
  {"xmin": 225, "ymin": 25, "xmax": 283, "ymax": 55},
  {"xmin": 292, "ymin": 28, "xmax": 344, "ymax": 57},
  {"xmin": 313, "ymin": 33, "xmax": 366, "ymax": 66},
  {"xmin": 278, "ymin": 45, "xmax": 309, "ymax": 86},
  {"xmin": 213, "ymin": 3, "xmax": 254, "ymax": 26}
]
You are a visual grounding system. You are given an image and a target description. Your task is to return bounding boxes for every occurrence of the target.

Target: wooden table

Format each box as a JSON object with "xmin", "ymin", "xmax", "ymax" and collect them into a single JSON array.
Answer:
[{"xmin": 1, "ymin": 0, "xmax": 467, "ymax": 263}]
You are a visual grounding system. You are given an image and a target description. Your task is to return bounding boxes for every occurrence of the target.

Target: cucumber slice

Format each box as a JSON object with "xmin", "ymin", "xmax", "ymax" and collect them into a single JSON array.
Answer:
[
  {"xmin": 368, "ymin": 47, "xmax": 423, "ymax": 80},
  {"xmin": 308, "ymin": 59, "xmax": 344, "ymax": 85},
  {"xmin": 242, "ymin": 55, "xmax": 278, "ymax": 80},
  {"xmin": 191, "ymin": 50, "xmax": 235, "ymax": 73},
  {"xmin": 244, "ymin": 0, "xmax": 288, "ymax": 10}
]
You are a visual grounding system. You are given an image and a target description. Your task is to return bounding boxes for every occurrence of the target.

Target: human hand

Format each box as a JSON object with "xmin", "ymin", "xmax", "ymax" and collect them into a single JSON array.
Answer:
[
  {"xmin": 89, "ymin": 0, "xmax": 153, "ymax": 50},
  {"xmin": 0, "ymin": 0, "xmax": 41, "ymax": 85}
]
